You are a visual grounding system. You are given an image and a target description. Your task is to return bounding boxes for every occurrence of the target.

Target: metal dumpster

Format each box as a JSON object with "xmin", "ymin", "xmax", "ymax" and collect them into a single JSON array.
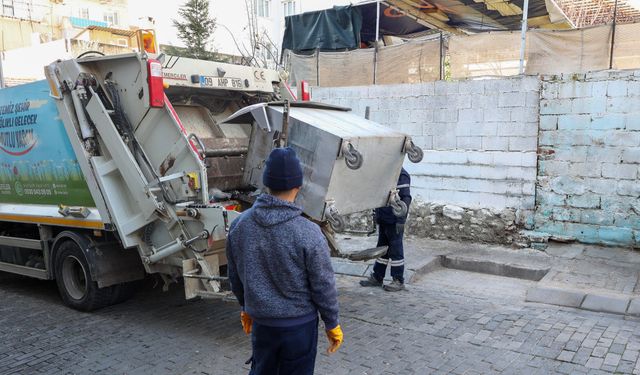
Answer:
[{"xmin": 222, "ymin": 102, "xmax": 423, "ymax": 229}]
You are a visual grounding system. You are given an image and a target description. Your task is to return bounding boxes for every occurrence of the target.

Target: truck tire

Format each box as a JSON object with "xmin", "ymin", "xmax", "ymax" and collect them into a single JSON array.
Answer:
[
  {"xmin": 109, "ymin": 281, "xmax": 139, "ymax": 305},
  {"xmin": 54, "ymin": 240, "xmax": 116, "ymax": 312}
]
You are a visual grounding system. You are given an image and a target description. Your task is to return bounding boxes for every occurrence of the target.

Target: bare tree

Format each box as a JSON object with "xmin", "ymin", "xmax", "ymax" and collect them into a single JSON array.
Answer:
[{"xmin": 241, "ymin": 0, "xmax": 280, "ymax": 69}]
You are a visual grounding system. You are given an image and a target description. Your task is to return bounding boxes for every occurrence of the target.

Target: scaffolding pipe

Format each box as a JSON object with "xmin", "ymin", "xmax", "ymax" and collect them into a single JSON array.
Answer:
[
  {"xmin": 439, "ymin": 32, "xmax": 444, "ymax": 80},
  {"xmin": 518, "ymin": 0, "xmax": 530, "ymax": 75},
  {"xmin": 375, "ymin": 0, "xmax": 381, "ymax": 42},
  {"xmin": 609, "ymin": 0, "xmax": 619, "ymax": 69},
  {"xmin": 373, "ymin": 0, "xmax": 381, "ymax": 84}
]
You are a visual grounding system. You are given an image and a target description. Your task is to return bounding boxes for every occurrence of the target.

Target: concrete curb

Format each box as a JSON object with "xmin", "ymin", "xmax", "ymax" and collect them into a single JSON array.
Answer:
[
  {"xmin": 331, "ymin": 255, "xmax": 441, "ymax": 284},
  {"xmin": 526, "ymin": 286, "xmax": 639, "ymax": 316},
  {"xmin": 440, "ymin": 255, "xmax": 550, "ymax": 281},
  {"xmin": 526, "ymin": 286, "xmax": 586, "ymax": 308},
  {"xmin": 581, "ymin": 294, "xmax": 630, "ymax": 315},
  {"xmin": 628, "ymin": 298, "xmax": 640, "ymax": 316},
  {"xmin": 415, "ymin": 256, "xmax": 443, "ymax": 275}
]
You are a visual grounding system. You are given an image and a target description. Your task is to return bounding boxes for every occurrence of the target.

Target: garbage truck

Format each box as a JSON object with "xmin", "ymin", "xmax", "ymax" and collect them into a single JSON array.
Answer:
[{"xmin": 0, "ymin": 52, "xmax": 423, "ymax": 311}]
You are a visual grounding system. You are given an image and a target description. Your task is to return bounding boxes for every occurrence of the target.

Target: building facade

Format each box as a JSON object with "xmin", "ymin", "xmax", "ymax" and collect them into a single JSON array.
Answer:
[
  {"xmin": 0, "ymin": 0, "xmax": 129, "ymax": 51},
  {"xmin": 1, "ymin": 0, "xmax": 132, "ymax": 85}
]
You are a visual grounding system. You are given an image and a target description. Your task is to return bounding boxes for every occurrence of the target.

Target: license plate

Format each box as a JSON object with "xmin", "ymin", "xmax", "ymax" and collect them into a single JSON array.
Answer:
[{"xmin": 199, "ymin": 76, "xmax": 244, "ymax": 89}]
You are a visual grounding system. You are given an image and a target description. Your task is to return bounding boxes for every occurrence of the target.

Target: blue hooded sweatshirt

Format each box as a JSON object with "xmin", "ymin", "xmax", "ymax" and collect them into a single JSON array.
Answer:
[{"xmin": 226, "ymin": 193, "xmax": 340, "ymax": 329}]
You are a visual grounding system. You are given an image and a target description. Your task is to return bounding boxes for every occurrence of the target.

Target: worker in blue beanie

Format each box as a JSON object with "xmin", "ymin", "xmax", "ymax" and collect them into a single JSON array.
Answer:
[{"xmin": 226, "ymin": 147, "xmax": 343, "ymax": 375}]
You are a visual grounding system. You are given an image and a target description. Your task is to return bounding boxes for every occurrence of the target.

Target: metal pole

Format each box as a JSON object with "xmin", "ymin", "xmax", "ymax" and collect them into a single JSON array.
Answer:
[
  {"xmin": 518, "ymin": 0, "xmax": 530, "ymax": 75},
  {"xmin": 315, "ymin": 48, "xmax": 320, "ymax": 86},
  {"xmin": 279, "ymin": 100, "xmax": 290, "ymax": 148},
  {"xmin": 439, "ymin": 31, "xmax": 444, "ymax": 80},
  {"xmin": 373, "ymin": 0, "xmax": 380, "ymax": 85},
  {"xmin": 373, "ymin": 46, "xmax": 378, "ymax": 84},
  {"xmin": 375, "ymin": 0, "xmax": 381, "ymax": 42},
  {"xmin": 609, "ymin": 0, "xmax": 618, "ymax": 69}
]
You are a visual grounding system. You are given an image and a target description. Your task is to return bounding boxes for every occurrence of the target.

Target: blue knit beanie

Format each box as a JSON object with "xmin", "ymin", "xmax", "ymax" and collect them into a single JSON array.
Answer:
[{"xmin": 263, "ymin": 147, "xmax": 304, "ymax": 190}]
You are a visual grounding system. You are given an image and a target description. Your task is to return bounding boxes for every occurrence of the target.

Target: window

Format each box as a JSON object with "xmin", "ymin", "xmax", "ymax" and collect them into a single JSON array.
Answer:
[
  {"xmin": 103, "ymin": 11, "xmax": 118, "ymax": 26},
  {"xmin": 257, "ymin": 45, "xmax": 277, "ymax": 68},
  {"xmin": 79, "ymin": 8, "xmax": 89, "ymax": 19},
  {"xmin": 2, "ymin": 0, "xmax": 14, "ymax": 17},
  {"xmin": 282, "ymin": 0, "xmax": 296, "ymax": 17},
  {"xmin": 253, "ymin": 0, "xmax": 270, "ymax": 17}
]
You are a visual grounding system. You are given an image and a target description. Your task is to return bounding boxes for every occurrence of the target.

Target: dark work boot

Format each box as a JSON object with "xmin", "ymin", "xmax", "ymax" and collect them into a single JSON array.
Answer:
[
  {"xmin": 383, "ymin": 279, "xmax": 405, "ymax": 292},
  {"xmin": 359, "ymin": 274, "xmax": 383, "ymax": 287}
]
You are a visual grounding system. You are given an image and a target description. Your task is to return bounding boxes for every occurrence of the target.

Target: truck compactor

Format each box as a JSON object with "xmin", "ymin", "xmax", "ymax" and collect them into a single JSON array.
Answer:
[{"xmin": 0, "ymin": 53, "xmax": 422, "ymax": 311}]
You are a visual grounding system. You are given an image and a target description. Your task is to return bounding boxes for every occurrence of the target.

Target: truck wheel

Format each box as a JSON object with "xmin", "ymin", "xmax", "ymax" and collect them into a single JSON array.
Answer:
[
  {"xmin": 109, "ymin": 281, "xmax": 139, "ymax": 305},
  {"xmin": 54, "ymin": 240, "xmax": 115, "ymax": 311}
]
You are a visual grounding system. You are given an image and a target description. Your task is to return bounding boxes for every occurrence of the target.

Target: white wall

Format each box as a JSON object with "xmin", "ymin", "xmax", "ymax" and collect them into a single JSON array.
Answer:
[
  {"xmin": 314, "ymin": 73, "xmax": 640, "ymax": 247},
  {"xmin": 312, "ymin": 77, "xmax": 541, "ymax": 211},
  {"xmin": 4, "ymin": 40, "xmax": 70, "ymax": 80}
]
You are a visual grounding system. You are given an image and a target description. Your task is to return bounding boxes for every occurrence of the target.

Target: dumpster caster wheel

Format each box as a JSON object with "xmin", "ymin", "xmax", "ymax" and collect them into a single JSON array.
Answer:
[
  {"xmin": 389, "ymin": 191, "xmax": 408, "ymax": 218},
  {"xmin": 342, "ymin": 142, "xmax": 363, "ymax": 170},
  {"xmin": 325, "ymin": 203, "xmax": 346, "ymax": 232},
  {"xmin": 405, "ymin": 139, "xmax": 424, "ymax": 163}
]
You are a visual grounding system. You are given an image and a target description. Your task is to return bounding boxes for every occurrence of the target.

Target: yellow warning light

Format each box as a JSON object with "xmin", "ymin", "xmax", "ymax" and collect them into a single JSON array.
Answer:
[{"xmin": 138, "ymin": 29, "xmax": 157, "ymax": 54}]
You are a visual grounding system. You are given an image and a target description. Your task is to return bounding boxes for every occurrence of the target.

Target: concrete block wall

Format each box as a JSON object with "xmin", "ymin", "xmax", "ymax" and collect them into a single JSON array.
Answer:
[
  {"xmin": 313, "ymin": 77, "xmax": 540, "ymax": 244},
  {"xmin": 536, "ymin": 71, "xmax": 640, "ymax": 247},
  {"xmin": 312, "ymin": 77, "xmax": 539, "ymax": 211}
]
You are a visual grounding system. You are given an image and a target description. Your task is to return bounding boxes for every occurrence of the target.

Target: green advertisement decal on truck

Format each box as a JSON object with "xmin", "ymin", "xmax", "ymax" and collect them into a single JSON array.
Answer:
[{"xmin": 0, "ymin": 80, "xmax": 94, "ymax": 206}]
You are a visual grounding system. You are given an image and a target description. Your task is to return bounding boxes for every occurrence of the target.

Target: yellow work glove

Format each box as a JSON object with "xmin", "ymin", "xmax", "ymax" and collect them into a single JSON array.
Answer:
[
  {"xmin": 240, "ymin": 311, "xmax": 252, "ymax": 335},
  {"xmin": 326, "ymin": 325, "xmax": 344, "ymax": 354}
]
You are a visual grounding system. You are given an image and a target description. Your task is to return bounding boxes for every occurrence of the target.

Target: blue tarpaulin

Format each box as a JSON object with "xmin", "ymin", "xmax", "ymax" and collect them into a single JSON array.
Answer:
[{"xmin": 69, "ymin": 17, "xmax": 108, "ymax": 29}]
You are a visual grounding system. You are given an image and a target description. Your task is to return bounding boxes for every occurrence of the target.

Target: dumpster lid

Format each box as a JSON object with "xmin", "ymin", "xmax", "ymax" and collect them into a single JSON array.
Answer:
[{"xmin": 222, "ymin": 101, "xmax": 350, "ymax": 130}]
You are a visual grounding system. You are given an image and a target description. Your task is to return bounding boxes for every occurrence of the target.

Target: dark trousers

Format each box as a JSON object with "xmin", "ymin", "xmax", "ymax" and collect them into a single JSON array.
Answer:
[
  {"xmin": 249, "ymin": 318, "xmax": 318, "ymax": 375},
  {"xmin": 372, "ymin": 223, "xmax": 405, "ymax": 283}
]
